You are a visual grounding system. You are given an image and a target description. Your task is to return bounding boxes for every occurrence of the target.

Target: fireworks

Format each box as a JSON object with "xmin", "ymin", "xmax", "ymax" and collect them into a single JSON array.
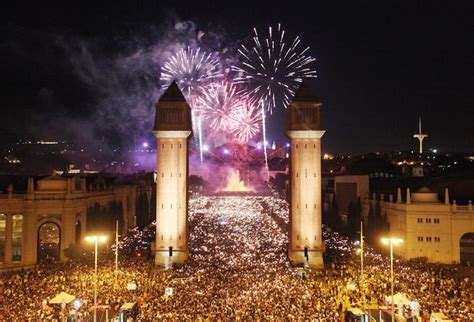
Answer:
[
  {"xmin": 232, "ymin": 23, "xmax": 317, "ymax": 113},
  {"xmin": 160, "ymin": 46, "xmax": 222, "ymax": 101},
  {"xmin": 160, "ymin": 46, "xmax": 223, "ymax": 162},
  {"xmin": 196, "ymin": 81, "xmax": 245, "ymax": 132},
  {"xmin": 230, "ymin": 100, "xmax": 262, "ymax": 143}
]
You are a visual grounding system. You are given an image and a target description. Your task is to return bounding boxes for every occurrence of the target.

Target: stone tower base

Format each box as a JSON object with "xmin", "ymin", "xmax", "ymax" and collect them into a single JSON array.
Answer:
[
  {"xmin": 154, "ymin": 250, "xmax": 188, "ymax": 268},
  {"xmin": 289, "ymin": 249, "xmax": 324, "ymax": 269}
]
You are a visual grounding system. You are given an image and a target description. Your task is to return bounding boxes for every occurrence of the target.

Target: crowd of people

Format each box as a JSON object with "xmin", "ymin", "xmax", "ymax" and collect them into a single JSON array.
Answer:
[{"xmin": 0, "ymin": 195, "xmax": 472, "ymax": 320}]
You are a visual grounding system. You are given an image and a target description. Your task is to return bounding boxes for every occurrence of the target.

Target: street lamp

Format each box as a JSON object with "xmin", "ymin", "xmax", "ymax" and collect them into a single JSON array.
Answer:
[
  {"xmin": 381, "ymin": 237, "xmax": 403, "ymax": 322},
  {"xmin": 85, "ymin": 235, "xmax": 107, "ymax": 322},
  {"xmin": 358, "ymin": 221, "xmax": 365, "ymax": 310}
]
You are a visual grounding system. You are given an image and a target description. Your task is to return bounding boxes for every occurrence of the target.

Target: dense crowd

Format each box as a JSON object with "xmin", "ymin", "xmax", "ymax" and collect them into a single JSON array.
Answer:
[{"xmin": 0, "ymin": 195, "xmax": 472, "ymax": 320}]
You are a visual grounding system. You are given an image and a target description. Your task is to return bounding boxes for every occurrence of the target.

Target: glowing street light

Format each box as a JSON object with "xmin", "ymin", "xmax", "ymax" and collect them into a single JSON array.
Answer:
[
  {"xmin": 85, "ymin": 235, "xmax": 107, "ymax": 322},
  {"xmin": 381, "ymin": 237, "xmax": 403, "ymax": 322}
]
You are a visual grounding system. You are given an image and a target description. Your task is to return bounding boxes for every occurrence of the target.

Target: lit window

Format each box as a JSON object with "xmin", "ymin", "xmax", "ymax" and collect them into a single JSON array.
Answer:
[
  {"xmin": 12, "ymin": 214, "xmax": 22, "ymax": 261},
  {"xmin": 0, "ymin": 214, "xmax": 5, "ymax": 262}
]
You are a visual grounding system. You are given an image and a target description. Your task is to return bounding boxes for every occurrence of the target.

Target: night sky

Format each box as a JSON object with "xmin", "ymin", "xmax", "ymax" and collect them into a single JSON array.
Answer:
[{"xmin": 2, "ymin": 1, "xmax": 473, "ymax": 154}]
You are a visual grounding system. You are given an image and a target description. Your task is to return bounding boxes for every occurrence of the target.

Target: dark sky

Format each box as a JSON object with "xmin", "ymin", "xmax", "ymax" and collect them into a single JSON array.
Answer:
[{"xmin": 1, "ymin": 0, "xmax": 473, "ymax": 154}]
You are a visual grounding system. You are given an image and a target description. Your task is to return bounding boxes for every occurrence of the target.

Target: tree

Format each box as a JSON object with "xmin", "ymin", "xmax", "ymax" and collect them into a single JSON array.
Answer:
[
  {"xmin": 347, "ymin": 197, "xmax": 363, "ymax": 238},
  {"xmin": 367, "ymin": 204, "xmax": 376, "ymax": 242},
  {"xmin": 347, "ymin": 201, "xmax": 357, "ymax": 237},
  {"xmin": 329, "ymin": 198, "xmax": 341, "ymax": 230},
  {"xmin": 136, "ymin": 192, "xmax": 151, "ymax": 228}
]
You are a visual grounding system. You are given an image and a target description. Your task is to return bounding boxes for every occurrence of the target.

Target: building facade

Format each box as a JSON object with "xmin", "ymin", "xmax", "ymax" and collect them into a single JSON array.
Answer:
[
  {"xmin": 363, "ymin": 187, "xmax": 474, "ymax": 264},
  {"xmin": 0, "ymin": 175, "xmax": 136, "ymax": 270}
]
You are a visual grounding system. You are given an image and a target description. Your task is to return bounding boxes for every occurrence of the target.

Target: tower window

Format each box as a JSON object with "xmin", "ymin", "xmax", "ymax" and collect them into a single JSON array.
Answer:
[
  {"xmin": 171, "ymin": 144, "xmax": 173, "ymax": 149},
  {"xmin": 418, "ymin": 236, "xmax": 423, "ymax": 241},
  {"xmin": 434, "ymin": 237, "xmax": 440, "ymax": 242},
  {"xmin": 314, "ymin": 144, "xmax": 316, "ymax": 149},
  {"xmin": 296, "ymin": 144, "xmax": 298, "ymax": 149},
  {"xmin": 434, "ymin": 218, "xmax": 440, "ymax": 223},
  {"xmin": 305, "ymin": 144, "xmax": 307, "ymax": 149},
  {"xmin": 426, "ymin": 218, "xmax": 431, "ymax": 223},
  {"xmin": 426, "ymin": 237, "xmax": 432, "ymax": 242},
  {"xmin": 296, "ymin": 235, "xmax": 299, "ymax": 240},
  {"xmin": 162, "ymin": 144, "xmax": 164, "ymax": 149},
  {"xmin": 179, "ymin": 144, "xmax": 182, "ymax": 149},
  {"xmin": 417, "ymin": 218, "xmax": 423, "ymax": 223}
]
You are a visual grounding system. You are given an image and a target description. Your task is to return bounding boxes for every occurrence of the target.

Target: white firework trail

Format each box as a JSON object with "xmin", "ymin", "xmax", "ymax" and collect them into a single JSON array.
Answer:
[{"xmin": 232, "ymin": 23, "xmax": 317, "ymax": 113}]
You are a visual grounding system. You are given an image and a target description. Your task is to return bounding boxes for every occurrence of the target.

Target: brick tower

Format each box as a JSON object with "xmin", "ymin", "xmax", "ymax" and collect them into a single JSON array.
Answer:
[
  {"xmin": 153, "ymin": 82, "xmax": 192, "ymax": 267},
  {"xmin": 286, "ymin": 82, "xmax": 325, "ymax": 268}
]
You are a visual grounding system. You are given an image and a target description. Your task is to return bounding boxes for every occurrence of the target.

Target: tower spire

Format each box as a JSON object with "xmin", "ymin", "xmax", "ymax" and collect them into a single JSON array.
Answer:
[{"xmin": 413, "ymin": 116, "xmax": 428, "ymax": 154}]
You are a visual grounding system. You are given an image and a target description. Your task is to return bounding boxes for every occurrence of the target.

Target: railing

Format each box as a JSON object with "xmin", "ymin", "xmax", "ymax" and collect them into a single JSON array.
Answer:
[
  {"xmin": 0, "ymin": 189, "xmax": 115, "ymax": 201},
  {"xmin": 0, "ymin": 194, "xmax": 26, "ymax": 199}
]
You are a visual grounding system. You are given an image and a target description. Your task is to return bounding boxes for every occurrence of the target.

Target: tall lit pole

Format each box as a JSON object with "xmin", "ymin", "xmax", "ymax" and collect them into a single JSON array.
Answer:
[
  {"xmin": 85, "ymin": 235, "xmax": 107, "ymax": 322},
  {"xmin": 115, "ymin": 220, "xmax": 119, "ymax": 279},
  {"xmin": 360, "ymin": 221, "xmax": 365, "ymax": 310},
  {"xmin": 381, "ymin": 237, "xmax": 403, "ymax": 322}
]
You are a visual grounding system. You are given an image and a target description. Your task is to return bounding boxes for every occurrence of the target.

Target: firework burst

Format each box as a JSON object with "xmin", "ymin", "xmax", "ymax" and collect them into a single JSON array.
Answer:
[
  {"xmin": 160, "ymin": 46, "xmax": 222, "ymax": 101},
  {"xmin": 230, "ymin": 101, "xmax": 262, "ymax": 143},
  {"xmin": 232, "ymin": 23, "xmax": 317, "ymax": 113},
  {"xmin": 196, "ymin": 81, "xmax": 244, "ymax": 132}
]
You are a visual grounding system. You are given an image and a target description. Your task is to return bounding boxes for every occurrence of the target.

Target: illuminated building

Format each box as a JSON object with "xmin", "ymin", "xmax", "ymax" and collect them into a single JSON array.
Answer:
[
  {"xmin": 0, "ymin": 175, "xmax": 136, "ymax": 270},
  {"xmin": 153, "ymin": 82, "xmax": 192, "ymax": 266},
  {"xmin": 286, "ymin": 83, "xmax": 325, "ymax": 268},
  {"xmin": 364, "ymin": 187, "xmax": 474, "ymax": 264},
  {"xmin": 329, "ymin": 175, "xmax": 474, "ymax": 264}
]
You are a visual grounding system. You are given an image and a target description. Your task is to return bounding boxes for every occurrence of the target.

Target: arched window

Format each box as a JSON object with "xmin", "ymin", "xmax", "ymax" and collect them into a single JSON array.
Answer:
[
  {"xmin": 460, "ymin": 233, "xmax": 474, "ymax": 266},
  {"xmin": 12, "ymin": 214, "xmax": 23, "ymax": 261},
  {"xmin": 38, "ymin": 222, "xmax": 61, "ymax": 262},
  {"xmin": 0, "ymin": 214, "xmax": 5, "ymax": 262}
]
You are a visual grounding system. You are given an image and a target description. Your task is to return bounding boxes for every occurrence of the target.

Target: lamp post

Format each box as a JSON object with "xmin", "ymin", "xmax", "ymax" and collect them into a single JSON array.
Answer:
[
  {"xmin": 115, "ymin": 220, "xmax": 119, "ymax": 280},
  {"xmin": 85, "ymin": 235, "xmax": 107, "ymax": 322},
  {"xmin": 359, "ymin": 221, "xmax": 365, "ymax": 310},
  {"xmin": 381, "ymin": 237, "xmax": 403, "ymax": 322}
]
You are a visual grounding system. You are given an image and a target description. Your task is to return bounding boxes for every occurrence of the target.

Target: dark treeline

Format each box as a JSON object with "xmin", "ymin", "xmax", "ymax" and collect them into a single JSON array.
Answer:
[
  {"xmin": 325, "ymin": 196, "xmax": 389, "ymax": 245},
  {"xmin": 86, "ymin": 201, "xmax": 124, "ymax": 234}
]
